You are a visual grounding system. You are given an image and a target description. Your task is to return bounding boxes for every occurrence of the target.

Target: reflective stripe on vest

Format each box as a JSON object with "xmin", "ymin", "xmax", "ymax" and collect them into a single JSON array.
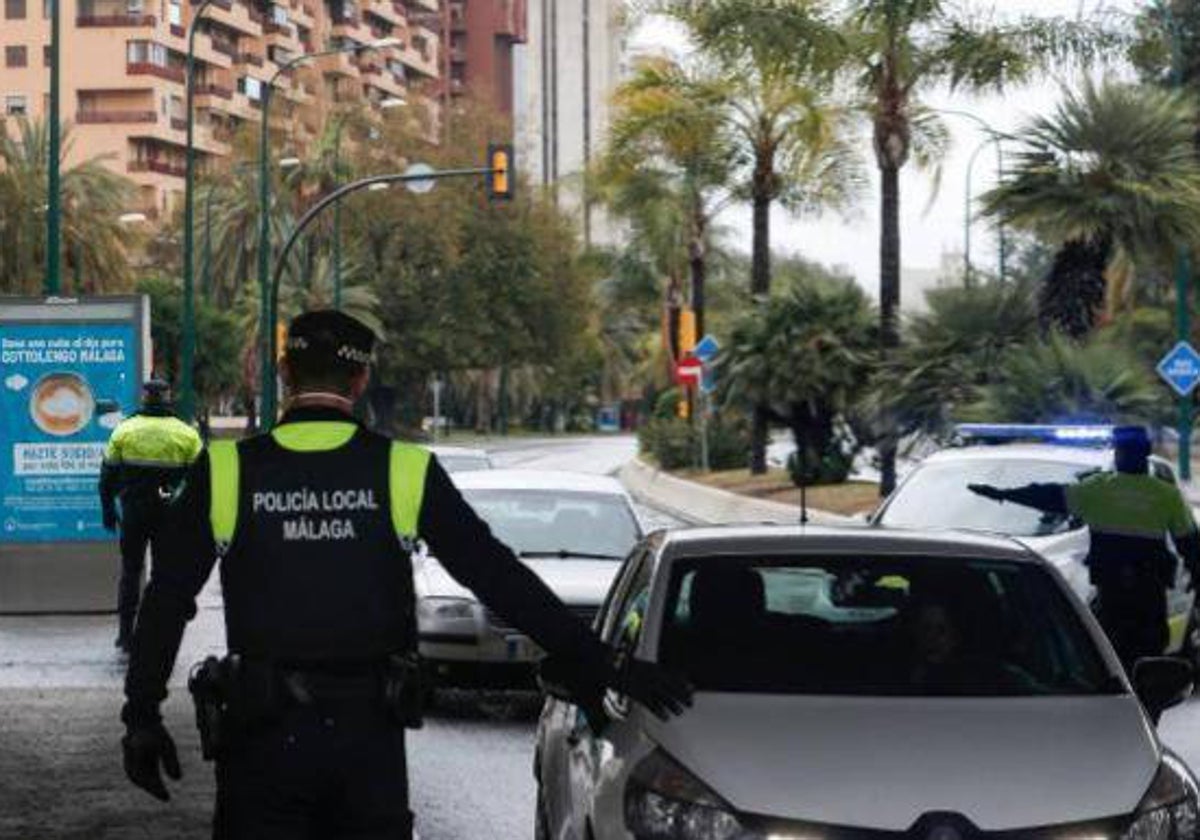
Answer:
[
  {"xmin": 206, "ymin": 426, "xmax": 431, "ymax": 543},
  {"xmin": 390, "ymin": 443, "xmax": 430, "ymax": 538},
  {"xmin": 209, "ymin": 440, "xmax": 240, "ymax": 545}
]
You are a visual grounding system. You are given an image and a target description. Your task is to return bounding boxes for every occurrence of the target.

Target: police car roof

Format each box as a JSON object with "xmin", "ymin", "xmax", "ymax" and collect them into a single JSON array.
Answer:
[
  {"xmin": 922, "ymin": 443, "xmax": 1113, "ymax": 468},
  {"xmin": 658, "ymin": 523, "xmax": 1037, "ymax": 564},
  {"xmin": 449, "ymin": 468, "xmax": 629, "ymax": 496}
]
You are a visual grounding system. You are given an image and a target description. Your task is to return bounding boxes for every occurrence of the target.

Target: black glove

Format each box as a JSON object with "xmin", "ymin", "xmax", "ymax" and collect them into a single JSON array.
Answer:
[
  {"xmin": 122, "ymin": 722, "xmax": 181, "ymax": 801},
  {"xmin": 968, "ymin": 483, "xmax": 1004, "ymax": 502},
  {"xmin": 609, "ymin": 655, "xmax": 693, "ymax": 720}
]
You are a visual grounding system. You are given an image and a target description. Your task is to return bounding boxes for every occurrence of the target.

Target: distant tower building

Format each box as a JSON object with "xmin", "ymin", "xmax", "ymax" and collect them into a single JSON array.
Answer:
[
  {"xmin": 512, "ymin": 0, "xmax": 624, "ymax": 245},
  {"xmin": 440, "ymin": 0, "xmax": 526, "ymax": 117}
]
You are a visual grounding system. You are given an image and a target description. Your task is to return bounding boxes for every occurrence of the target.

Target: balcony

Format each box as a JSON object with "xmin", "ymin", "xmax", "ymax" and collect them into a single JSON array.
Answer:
[
  {"xmin": 497, "ymin": 0, "xmax": 526, "ymax": 42},
  {"xmin": 237, "ymin": 51, "xmax": 264, "ymax": 66},
  {"xmin": 263, "ymin": 19, "xmax": 291, "ymax": 35},
  {"xmin": 195, "ymin": 82, "xmax": 233, "ymax": 98},
  {"xmin": 129, "ymin": 159, "xmax": 186, "ymax": 178},
  {"xmin": 77, "ymin": 110, "xmax": 157, "ymax": 124},
  {"xmin": 78, "ymin": 11, "xmax": 155, "ymax": 25},
  {"xmin": 210, "ymin": 38, "xmax": 237, "ymax": 59},
  {"xmin": 170, "ymin": 116, "xmax": 187, "ymax": 131},
  {"xmin": 128, "ymin": 62, "xmax": 186, "ymax": 83}
]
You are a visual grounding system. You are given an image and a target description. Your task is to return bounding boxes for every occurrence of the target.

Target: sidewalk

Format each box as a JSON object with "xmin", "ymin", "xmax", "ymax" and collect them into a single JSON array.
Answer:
[{"xmin": 619, "ymin": 457, "xmax": 856, "ymax": 527}]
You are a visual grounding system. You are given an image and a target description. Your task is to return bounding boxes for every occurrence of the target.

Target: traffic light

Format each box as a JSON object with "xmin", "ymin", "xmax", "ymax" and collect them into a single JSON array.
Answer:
[{"xmin": 488, "ymin": 143, "xmax": 514, "ymax": 201}]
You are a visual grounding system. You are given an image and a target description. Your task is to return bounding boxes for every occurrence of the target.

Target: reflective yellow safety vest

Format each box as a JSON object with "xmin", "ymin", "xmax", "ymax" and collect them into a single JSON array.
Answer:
[
  {"xmin": 1065, "ymin": 473, "xmax": 1195, "ymax": 542},
  {"xmin": 103, "ymin": 414, "xmax": 203, "ymax": 469},
  {"xmin": 204, "ymin": 420, "xmax": 433, "ymax": 659}
]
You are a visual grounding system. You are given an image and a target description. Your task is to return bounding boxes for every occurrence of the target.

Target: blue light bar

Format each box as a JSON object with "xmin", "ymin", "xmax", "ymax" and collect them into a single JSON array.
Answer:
[{"xmin": 954, "ymin": 423, "xmax": 1114, "ymax": 445}]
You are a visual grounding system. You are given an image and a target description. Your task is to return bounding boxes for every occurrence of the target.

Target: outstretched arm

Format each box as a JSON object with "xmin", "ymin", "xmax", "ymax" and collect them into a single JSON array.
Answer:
[{"xmin": 968, "ymin": 483, "xmax": 1070, "ymax": 514}]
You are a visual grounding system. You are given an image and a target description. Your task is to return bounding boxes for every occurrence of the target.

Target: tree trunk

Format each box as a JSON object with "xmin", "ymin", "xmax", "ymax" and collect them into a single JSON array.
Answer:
[
  {"xmin": 879, "ymin": 162, "xmax": 901, "ymax": 496},
  {"xmin": 689, "ymin": 234, "xmax": 705, "ymax": 340},
  {"xmin": 750, "ymin": 190, "xmax": 771, "ymax": 473}
]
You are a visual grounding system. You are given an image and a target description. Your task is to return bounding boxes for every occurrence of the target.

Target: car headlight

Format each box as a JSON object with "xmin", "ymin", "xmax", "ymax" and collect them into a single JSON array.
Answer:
[
  {"xmin": 625, "ymin": 749, "xmax": 745, "ymax": 840},
  {"xmin": 1123, "ymin": 754, "xmax": 1199, "ymax": 840},
  {"xmin": 417, "ymin": 597, "xmax": 477, "ymax": 622}
]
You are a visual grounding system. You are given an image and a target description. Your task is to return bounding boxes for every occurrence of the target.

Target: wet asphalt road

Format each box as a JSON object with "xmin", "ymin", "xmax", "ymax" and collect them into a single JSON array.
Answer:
[
  {"xmin": 5, "ymin": 434, "xmax": 1200, "ymax": 839},
  {"xmin": 0, "ymin": 435, "xmax": 671, "ymax": 840}
]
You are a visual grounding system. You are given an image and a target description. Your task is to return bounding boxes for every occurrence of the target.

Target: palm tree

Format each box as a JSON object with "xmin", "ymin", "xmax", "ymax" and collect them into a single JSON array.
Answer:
[
  {"xmin": 981, "ymin": 81, "xmax": 1200, "ymax": 336},
  {"xmin": 0, "ymin": 118, "xmax": 137, "ymax": 295},
  {"xmin": 665, "ymin": 1, "xmax": 863, "ymax": 472},
  {"xmin": 601, "ymin": 56, "xmax": 735, "ymax": 338},
  {"xmin": 678, "ymin": 0, "xmax": 1115, "ymax": 489}
]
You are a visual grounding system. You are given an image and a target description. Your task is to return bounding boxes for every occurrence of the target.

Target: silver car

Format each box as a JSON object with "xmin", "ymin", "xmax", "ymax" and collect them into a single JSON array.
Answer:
[
  {"xmin": 428, "ymin": 445, "xmax": 494, "ymax": 473},
  {"xmin": 535, "ymin": 525, "xmax": 1198, "ymax": 839},
  {"xmin": 416, "ymin": 469, "xmax": 643, "ymax": 688}
]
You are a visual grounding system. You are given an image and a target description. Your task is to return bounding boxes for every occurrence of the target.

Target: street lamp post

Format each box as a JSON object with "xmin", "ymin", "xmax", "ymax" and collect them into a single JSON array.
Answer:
[
  {"xmin": 181, "ymin": 0, "xmax": 220, "ymax": 423},
  {"xmin": 939, "ymin": 108, "xmax": 1009, "ymax": 283},
  {"xmin": 45, "ymin": 0, "xmax": 61, "ymax": 295},
  {"xmin": 1161, "ymin": 1, "xmax": 1193, "ymax": 481},
  {"xmin": 256, "ymin": 37, "xmax": 400, "ymax": 427}
]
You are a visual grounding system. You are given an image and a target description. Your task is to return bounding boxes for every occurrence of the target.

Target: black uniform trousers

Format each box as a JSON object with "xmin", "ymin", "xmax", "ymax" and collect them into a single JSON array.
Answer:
[
  {"xmin": 117, "ymin": 496, "xmax": 164, "ymax": 628},
  {"xmin": 1094, "ymin": 579, "xmax": 1169, "ymax": 670},
  {"xmin": 214, "ymin": 701, "xmax": 411, "ymax": 840}
]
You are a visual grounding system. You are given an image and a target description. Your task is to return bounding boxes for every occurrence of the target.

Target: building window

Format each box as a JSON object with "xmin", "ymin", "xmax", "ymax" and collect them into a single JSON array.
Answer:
[
  {"xmin": 127, "ymin": 40, "xmax": 167, "ymax": 66},
  {"xmin": 168, "ymin": 0, "xmax": 180, "ymax": 25},
  {"xmin": 237, "ymin": 76, "xmax": 262, "ymax": 101},
  {"xmin": 6, "ymin": 46, "xmax": 27, "ymax": 67},
  {"xmin": 5, "ymin": 95, "xmax": 28, "ymax": 116},
  {"xmin": 5, "ymin": 0, "xmax": 25, "ymax": 18}
]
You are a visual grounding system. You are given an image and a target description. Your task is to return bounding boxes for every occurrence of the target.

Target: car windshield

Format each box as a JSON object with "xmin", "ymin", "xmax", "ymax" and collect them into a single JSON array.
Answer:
[
  {"xmin": 878, "ymin": 458, "xmax": 1100, "ymax": 537},
  {"xmin": 438, "ymin": 455, "xmax": 491, "ymax": 473},
  {"xmin": 461, "ymin": 489, "xmax": 639, "ymax": 559},
  {"xmin": 658, "ymin": 555, "xmax": 1116, "ymax": 697}
]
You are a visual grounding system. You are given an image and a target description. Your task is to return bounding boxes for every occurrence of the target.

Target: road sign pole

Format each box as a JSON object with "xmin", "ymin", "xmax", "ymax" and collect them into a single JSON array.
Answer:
[{"xmin": 1178, "ymin": 252, "xmax": 1193, "ymax": 482}]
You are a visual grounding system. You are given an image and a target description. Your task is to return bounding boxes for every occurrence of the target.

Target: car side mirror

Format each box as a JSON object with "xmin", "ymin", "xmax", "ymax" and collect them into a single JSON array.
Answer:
[{"xmin": 1133, "ymin": 657, "xmax": 1194, "ymax": 725}]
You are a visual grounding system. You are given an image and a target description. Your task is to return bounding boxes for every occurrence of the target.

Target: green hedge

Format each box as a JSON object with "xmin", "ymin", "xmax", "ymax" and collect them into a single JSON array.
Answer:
[{"xmin": 638, "ymin": 412, "xmax": 750, "ymax": 471}]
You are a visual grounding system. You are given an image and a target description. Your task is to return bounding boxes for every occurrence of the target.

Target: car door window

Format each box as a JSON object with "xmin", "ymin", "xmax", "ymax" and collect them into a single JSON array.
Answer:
[
  {"xmin": 603, "ymin": 553, "xmax": 653, "ymax": 655},
  {"xmin": 597, "ymin": 546, "xmax": 648, "ymax": 643}
]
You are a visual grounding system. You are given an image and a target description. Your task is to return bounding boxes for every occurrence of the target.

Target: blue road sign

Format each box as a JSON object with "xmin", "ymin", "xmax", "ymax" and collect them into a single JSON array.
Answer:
[
  {"xmin": 1157, "ymin": 341, "xmax": 1200, "ymax": 397},
  {"xmin": 693, "ymin": 334, "xmax": 720, "ymax": 362}
]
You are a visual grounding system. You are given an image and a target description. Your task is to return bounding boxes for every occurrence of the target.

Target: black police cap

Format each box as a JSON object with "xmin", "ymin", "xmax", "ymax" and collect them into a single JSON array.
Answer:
[
  {"xmin": 285, "ymin": 310, "xmax": 376, "ymax": 367},
  {"xmin": 142, "ymin": 379, "xmax": 171, "ymax": 400},
  {"xmin": 1112, "ymin": 425, "xmax": 1151, "ymax": 451}
]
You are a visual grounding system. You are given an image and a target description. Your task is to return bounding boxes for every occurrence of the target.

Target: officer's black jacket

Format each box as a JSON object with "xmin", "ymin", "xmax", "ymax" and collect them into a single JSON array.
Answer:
[{"xmin": 123, "ymin": 406, "xmax": 609, "ymax": 725}]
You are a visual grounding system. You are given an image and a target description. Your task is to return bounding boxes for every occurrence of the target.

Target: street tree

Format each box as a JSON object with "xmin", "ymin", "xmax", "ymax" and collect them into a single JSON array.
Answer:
[
  {"xmin": 981, "ymin": 81, "xmax": 1200, "ymax": 336},
  {"xmin": 0, "ymin": 118, "xmax": 137, "ymax": 295},
  {"xmin": 719, "ymin": 274, "xmax": 876, "ymax": 486}
]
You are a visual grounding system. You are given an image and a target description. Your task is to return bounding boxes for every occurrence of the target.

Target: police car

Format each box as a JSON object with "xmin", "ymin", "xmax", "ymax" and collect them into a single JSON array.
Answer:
[
  {"xmin": 416, "ymin": 469, "xmax": 643, "ymax": 688},
  {"xmin": 427, "ymin": 445, "xmax": 493, "ymax": 473},
  {"xmin": 871, "ymin": 425, "xmax": 1200, "ymax": 665},
  {"xmin": 535, "ymin": 525, "xmax": 1198, "ymax": 839}
]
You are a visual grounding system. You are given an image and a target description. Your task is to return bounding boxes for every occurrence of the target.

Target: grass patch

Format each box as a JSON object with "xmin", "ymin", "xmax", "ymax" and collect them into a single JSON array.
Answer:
[{"xmin": 677, "ymin": 466, "xmax": 881, "ymax": 516}]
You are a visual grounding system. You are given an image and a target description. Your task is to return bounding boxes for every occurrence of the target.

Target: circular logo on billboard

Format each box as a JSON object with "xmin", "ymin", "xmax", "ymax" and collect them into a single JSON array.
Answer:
[{"xmin": 29, "ymin": 372, "xmax": 95, "ymax": 437}]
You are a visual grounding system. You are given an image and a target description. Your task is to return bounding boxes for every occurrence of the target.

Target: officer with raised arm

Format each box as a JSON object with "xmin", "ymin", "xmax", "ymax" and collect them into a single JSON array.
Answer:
[
  {"xmin": 99, "ymin": 379, "xmax": 202, "ymax": 651},
  {"xmin": 969, "ymin": 425, "xmax": 1200, "ymax": 668},
  {"xmin": 120, "ymin": 310, "xmax": 690, "ymax": 839}
]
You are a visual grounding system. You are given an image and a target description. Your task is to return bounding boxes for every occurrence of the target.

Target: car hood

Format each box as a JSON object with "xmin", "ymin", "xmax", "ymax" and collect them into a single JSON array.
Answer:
[
  {"xmin": 416, "ymin": 556, "xmax": 622, "ymax": 605},
  {"xmin": 643, "ymin": 692, "xmax": 1157, "ymax": 831},
  {"xmin": 1019, "ymin": 529, "xmax": 1091, "ymax": 596}
]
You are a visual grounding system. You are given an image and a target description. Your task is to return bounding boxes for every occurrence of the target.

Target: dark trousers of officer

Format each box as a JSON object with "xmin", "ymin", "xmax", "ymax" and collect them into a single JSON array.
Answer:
[
  {"xmin": 213, "ymin": 701, "xmax": 412, "ymax": 840},
  {"xmin": 1095, "ymin": 581, "xmax": 1168, "ymax": 670},
  {"xmin": 117, "ymin": 499, "xmax": 160, "ymax": 635}
]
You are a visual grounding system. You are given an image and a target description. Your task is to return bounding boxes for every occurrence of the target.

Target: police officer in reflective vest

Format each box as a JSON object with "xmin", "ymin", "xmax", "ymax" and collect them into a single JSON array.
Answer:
[
  {"xmin": 120, "ymin": 310, "xmax": 690, "ymax": 838},
  {"xmin": 970, "ymin": 426, "xmax": 1200, "ymax": 667},
  {"xmin": 99, "ymin": 379, "xmax": 202, "ymax": 651}
]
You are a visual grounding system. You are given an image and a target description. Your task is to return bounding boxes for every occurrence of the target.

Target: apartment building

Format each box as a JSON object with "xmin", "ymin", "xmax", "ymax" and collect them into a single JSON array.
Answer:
[
  {"xmin": 0, "ymin": 0, "xmax": 441, "ymax": 219},
  {"xmin": 438, "ymin": 0, "xmax": 524, "ymax": 118}
]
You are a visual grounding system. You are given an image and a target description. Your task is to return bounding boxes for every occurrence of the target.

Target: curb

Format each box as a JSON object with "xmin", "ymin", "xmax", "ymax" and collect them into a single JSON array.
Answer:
[{"xmin": 619, "ymin": 457, "xmax": 856, "ymax": 527}]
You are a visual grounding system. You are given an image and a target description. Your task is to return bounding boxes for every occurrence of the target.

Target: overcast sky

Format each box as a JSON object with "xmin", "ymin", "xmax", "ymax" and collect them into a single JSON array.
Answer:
[{"xmin": 627, "ymin": 1, "xmax": 1141, "ymax": 299}]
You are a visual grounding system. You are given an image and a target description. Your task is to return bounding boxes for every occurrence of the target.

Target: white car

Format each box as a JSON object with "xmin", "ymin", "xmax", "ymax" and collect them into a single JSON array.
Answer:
[
  {"xmin": 416, "ymin": 469, "xmax": 643, "ymax": 688},
  {"xmin": 534, "ymin": 524, "xmax": 1198, "ymax": 839},
  {"xmin": 428, "ymin": 445, "xmax": 494, "ymax": 473},
  {"xmin": 871, "ymin": 429, "xmax": 1199, "ymax": 664}
]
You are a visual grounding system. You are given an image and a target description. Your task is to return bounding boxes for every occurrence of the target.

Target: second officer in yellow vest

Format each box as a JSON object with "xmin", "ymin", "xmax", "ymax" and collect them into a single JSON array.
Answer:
[
  {"xmin": 120, "ymin": 310, "xmax": 690, "ymax": 839},
  {"xmin": 99, "ymin": 379, "xmax": 202, "ymax": 651}
]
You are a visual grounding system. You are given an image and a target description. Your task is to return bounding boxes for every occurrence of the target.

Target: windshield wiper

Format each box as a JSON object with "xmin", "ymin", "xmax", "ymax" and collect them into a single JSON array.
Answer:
[{"xmin": 518, "ymin": 550, "xmax": 624, "ymax": 561}]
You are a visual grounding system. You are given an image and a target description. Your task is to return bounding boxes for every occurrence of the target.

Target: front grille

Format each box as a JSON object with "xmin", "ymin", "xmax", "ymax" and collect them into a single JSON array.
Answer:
[{"xmin": 487, "ymin": 604, "xmax": 598, "ymax": 636}]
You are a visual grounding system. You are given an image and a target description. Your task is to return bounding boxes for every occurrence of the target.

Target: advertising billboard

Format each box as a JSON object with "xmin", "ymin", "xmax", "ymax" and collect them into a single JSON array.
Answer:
[{"xmin": 0, "ymin": 297, "xmax": 149, "ymax": 611}]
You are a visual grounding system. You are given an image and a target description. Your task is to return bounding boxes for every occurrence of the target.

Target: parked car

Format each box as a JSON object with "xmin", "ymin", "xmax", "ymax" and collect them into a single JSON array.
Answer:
[
  {"xmin": 417, "ymin": 469, "xmax": 643, "ymax": 688},
  {"xmin": 535, "ymin": 524, "xmax": 1197, "ymax": 839},
  {"xmin": 429, "ymin": 445, "xmax": 493, "ymax": 473}
]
